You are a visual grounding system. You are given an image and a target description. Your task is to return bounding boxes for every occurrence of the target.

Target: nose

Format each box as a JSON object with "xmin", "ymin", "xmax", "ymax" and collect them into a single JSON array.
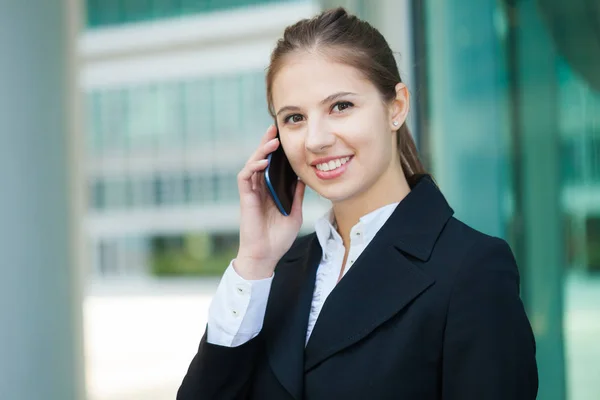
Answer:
[{"xmin": 304, "ymin": 119, "xmax": 336, "ymax": 153}]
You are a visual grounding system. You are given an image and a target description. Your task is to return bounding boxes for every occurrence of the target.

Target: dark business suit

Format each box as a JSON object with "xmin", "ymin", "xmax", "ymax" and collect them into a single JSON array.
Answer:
[{"xmin": 178, "ymin": 175, "xmax": 538, "ymax": 399}]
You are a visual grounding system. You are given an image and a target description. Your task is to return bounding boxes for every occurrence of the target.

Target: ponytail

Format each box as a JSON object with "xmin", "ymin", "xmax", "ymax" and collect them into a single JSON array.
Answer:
[{"xmin": 397, "ymin": 124, "xmax": 427, "ymax": 186}]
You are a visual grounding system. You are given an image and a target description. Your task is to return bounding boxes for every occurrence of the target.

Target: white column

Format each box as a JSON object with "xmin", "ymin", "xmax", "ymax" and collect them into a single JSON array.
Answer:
[{"xmin": 0, "ymin": 0, "xmax": 86, "ymax": 399}]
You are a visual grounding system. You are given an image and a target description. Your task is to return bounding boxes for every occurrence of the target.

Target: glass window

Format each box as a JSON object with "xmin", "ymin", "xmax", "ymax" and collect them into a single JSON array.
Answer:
[
  {"xmin": 213, "ymin": 75, "xmax": 241, "ymax": 144},
  {"xmin": 89, "ymin": 179, "xmax": 105, "ymax": 210},
  {"xmin": 239, "ymin": 71, "xmax": 270, "ymax": 145},
  {"xmin": 104, "ymin": 177, "xmax": 129, "ymax": 209},
  {"xmin": 154, "ymin": 82, "xmax": 183, "ymax": 149},
  {"xmin": 128, "ymin": 85, "xmax": 158, "ymax": 152},
  {"xmin": 99, "ymin": 89, "xmax": 128, "ymax": 155},
  {"xmin": 84, "ymin": 70, "xmax": 295, "ymax": 212},
  {"xmin": 86, "ymin": 72, "xmax": 273, "ymax": 160},
  {"xmin": 87, "ymin": 0, "xmax": 122, "ymax": 27},
  {"xmin": 170, "ymin": 172, "xmax": 186, "ymax": 205},
  {"xmin": 419, "ymin": 1, "xmax": 600, "ymax": 398},
  {"xmin": 86, "ymin": 92, "xmax": 103, "ymax": 155},
  {"xmin": 557, "ymin": 57, "xmax": 600, "ymax": 399},
  {"xmin": 154, "ymin": 173, "xmax": 186, "ymax": 206},
  {"xmin": 122, "ymin": 0, "xmax": 153, "ymax": 24},
  {"xmin": 152, "ymin": 174, "xmax": 163, "ymax": 206},
  {"xmin": 152, "ymin": 0, "xmax": 178, "ymax": 19},
  {"xmin": 213, "ymin": 170, "xmax": 238, "ymax": 203},
  {"xmin": 129, "ymin": 175, "xmax": 154, "ymax": 208},
  {"xmin": 98, "ymin": 239, "xmax": 118, "ymax": 276},
  {"xmin": 183, "ymin": 78, "xmax": 213, "ymax": 147},
  {"xmin": 186, "ymin": 171, "xmax": 213, "ymax": 205},
  {"xmin": 98, "ymin": 90, "xmax": 112, "ymax": 153},
  {"xmin": 86, "ymin": 0, "xmax": 303, "ymax": 28},
  {"xmin": 254, "ymin": 72, "xmax": 272, "ymax": 131}
]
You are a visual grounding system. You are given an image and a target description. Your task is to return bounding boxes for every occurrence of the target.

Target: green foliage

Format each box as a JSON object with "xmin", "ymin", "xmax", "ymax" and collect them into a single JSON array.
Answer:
[{"xmin": 150, "ymin": 233, "xmax": 238, "ymax": 276}]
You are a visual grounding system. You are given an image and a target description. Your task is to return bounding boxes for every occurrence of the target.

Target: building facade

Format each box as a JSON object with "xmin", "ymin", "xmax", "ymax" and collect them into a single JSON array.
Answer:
[{"xmin": 81, "ymin": 0, "xmax": 333, "ymax": 279}]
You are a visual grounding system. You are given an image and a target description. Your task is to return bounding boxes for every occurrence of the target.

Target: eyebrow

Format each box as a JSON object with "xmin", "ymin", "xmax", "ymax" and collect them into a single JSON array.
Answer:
[{"xmin": 275, "ymin": 91, "xmax": 358, "ymax": 117}]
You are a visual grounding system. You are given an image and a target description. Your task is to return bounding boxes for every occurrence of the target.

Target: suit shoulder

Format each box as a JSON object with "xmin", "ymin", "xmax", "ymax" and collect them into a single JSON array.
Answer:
[
  {"xmin": 443, "ymin": 217, "xmax": 512, "ymax": 252},
  {"xmin": 443, "ymin": 217, "xmax": 518, "ymax": 277},
  {"xmin": 435, "ymin": 217, "xmax": 517, "ymax": 278}
]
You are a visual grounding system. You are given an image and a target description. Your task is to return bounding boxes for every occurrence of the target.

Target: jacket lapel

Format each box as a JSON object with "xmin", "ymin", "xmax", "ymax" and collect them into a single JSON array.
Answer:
[
  {"xmin": 304, "ymin": 175, "xmax": 454, "ymax": 372},
  {"xmin": 265, "ymin": 234, "xmax": 321, "ymax": 400}
]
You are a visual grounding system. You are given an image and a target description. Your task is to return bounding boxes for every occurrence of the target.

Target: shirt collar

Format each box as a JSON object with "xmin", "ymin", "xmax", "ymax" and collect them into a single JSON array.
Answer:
[
  {"xmin": 314, "ymin": 202, "xmax": 400, "ymax": 251},
  {"xmin": 314, "ymin": 208, "xmax": 335, "ymax": 250}
]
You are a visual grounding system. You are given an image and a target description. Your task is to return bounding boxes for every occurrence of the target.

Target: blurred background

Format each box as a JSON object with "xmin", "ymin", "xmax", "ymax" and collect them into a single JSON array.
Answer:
[{"xmin": 1, "ymin": 0, "xmax": 599, "ymax": 399}]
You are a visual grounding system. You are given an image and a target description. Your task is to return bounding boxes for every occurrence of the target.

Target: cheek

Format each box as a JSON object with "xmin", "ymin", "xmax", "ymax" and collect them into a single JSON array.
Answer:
[
  {"xmin": 343, "ymin": 126, "xmax": 377, "ymax": 153},
  {"xmin": 343, "ymin": 109, "xmax": 386, "ymax": 147},
  {"xmin": 349, "ymin": 127, "xmax": 395, "ymax": 168},
  {"xmin": 281, "ymin": 137, "xmax": 306, "ymax": 170}
]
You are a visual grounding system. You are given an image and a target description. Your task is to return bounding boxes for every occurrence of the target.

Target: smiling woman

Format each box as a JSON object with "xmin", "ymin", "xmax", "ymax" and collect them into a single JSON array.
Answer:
[
  {"xmin": 267, "ymin": 13, "xmax": 425, "ymax": 191},
  {"xmin": 177, "ymin": 7, "xmax": 538, "ymax": 400}
]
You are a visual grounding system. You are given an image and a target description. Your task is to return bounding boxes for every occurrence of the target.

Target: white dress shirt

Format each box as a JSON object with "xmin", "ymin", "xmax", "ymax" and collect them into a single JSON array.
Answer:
[{"xmin": 206, "ymin": 202, "xmax": 400, "ymax": 347}]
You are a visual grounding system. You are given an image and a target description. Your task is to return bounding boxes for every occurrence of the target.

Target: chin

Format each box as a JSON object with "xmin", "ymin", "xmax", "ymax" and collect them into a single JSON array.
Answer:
[{"xmin": 311, "ymin": 182, "xmax": 364, "ymax": 204}]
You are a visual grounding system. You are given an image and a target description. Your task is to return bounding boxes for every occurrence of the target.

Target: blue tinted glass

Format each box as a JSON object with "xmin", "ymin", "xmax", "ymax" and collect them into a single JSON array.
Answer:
[{"xmin": 86, "ymin": 0, "xmax": 303, "ymax": 28}]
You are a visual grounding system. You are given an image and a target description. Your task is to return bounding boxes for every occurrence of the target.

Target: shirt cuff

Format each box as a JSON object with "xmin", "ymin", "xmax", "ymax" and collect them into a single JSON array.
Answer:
[{"xmin": 206, "ymin": 259, "xmax": 274, "ymax": 347}]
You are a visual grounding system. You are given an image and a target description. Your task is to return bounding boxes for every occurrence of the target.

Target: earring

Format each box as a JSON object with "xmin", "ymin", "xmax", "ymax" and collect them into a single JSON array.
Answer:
[{"xmin": 393, "ymin": 121, "xmax": 399, "ymax": 127}]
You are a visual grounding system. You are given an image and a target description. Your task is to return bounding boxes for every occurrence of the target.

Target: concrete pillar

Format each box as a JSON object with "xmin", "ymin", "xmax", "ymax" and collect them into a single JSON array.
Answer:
[{"xmin": 0, "ymin": 0, "xmax": 86, "ymax": 399}]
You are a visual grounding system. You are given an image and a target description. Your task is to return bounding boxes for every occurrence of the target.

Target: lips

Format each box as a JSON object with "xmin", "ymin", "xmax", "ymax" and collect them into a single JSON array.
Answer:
[
  {"xmin": 312, "ymin": 156, "xmax": 353, "ymax": 180},
  {"xmin": 315, "ymin": 156, "xmax": 352, "ymax": 172}
]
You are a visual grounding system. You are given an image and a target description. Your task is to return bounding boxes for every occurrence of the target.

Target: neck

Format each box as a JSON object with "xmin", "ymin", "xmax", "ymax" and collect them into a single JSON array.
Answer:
[{"xmin": 332, "ymin": 162, "xmax": 410, "ymax": 249}]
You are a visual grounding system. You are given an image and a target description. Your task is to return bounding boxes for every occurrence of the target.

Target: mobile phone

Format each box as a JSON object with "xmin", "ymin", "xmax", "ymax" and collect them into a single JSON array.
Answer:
[{"xmin": 264, "ymin": 129, "xmax": 298, "ymax": 216}]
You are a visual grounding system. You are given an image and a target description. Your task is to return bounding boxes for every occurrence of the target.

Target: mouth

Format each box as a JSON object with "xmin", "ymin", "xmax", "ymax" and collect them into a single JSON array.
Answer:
[
  {"xmin": 312, "ymin": 156, "xmax": 353, "ymax": 180},
  {"xmin": 314, "ymin": 156, "xmax": 352, "ymax": 172}
]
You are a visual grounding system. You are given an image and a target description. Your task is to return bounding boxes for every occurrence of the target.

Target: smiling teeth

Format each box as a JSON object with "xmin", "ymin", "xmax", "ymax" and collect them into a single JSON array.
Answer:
[{"xmin": 316, "ymin": 156, "xmax": 351, "ymax": 172}]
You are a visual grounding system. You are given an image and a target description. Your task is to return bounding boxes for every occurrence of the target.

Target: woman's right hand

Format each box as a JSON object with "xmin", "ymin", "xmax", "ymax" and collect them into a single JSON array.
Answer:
[{"xmin": 234, "ymin": 125, "xmax": 306, "ymax": 280}]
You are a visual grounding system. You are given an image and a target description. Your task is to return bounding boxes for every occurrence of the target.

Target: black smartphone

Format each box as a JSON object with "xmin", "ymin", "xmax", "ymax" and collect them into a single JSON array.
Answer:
[{"xmin": 264, "ymin": 129, "xmax": 298, "ymax": 216}]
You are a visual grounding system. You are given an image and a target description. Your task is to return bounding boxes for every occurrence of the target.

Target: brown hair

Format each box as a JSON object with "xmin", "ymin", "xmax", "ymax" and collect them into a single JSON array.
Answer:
[{"xmin": 266, "ymin": 7, "xmax": 427, "ymax": 184}]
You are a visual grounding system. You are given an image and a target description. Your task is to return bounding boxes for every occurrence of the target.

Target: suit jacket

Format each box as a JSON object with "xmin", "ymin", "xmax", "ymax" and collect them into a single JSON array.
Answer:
[{"xmin": 177, "ymin": 175, "xmax": 538, "ymax": 400}]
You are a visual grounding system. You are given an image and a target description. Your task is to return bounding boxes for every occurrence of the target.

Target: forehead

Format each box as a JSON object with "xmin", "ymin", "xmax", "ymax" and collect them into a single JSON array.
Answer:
[{"xmin": 271, "ymin": 52, "xmax": 375, "ymax": 107}]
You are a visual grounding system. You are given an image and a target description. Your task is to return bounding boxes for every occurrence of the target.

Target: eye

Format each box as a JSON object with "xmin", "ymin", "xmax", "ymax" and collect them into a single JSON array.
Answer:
[
  {"xmin": 283, "ymin": 114, "xmax": 304, "ymax": 124},
  {"xmin": 331, "ymin": 101, "xmax": 354, "ymax": 113}
]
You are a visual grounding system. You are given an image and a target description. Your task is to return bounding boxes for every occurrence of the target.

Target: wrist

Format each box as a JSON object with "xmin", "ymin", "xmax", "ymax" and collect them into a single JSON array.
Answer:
[{"xmin": 233, "ymin": 257, "xmax": 276, "ymax": 280}]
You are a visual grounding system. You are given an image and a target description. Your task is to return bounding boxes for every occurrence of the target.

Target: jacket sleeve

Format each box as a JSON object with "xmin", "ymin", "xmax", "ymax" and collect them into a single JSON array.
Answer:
[
  {"xmin": 177, "ymin": 328, "xmax": 262, "ymax": 400},
  {"xmin": 442, "ymin": 236, "xmax": 538, "ymax": 400}
]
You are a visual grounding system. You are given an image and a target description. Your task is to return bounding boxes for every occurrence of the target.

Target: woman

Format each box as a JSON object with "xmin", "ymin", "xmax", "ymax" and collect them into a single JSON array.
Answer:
[{"xmin": 178, "ymin": 7, "xmax": 538, "ymax": 400}]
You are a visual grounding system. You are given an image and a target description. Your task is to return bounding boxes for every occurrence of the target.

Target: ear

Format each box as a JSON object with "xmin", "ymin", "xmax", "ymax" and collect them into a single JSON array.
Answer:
[{"xmin": 388, "ymin": 82, "xmax": 410, "ymax": 131}]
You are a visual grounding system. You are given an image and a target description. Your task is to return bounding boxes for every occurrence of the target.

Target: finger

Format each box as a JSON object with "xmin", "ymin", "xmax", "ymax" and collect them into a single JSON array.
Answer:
[
  {"xmin": 250, "ymin": 124, "xmax": 278, "ymax": 156},
  {"xmin": 238, "ymin": 159, "xmax": 269, "ymax": 182},
  {"xmin": 251, "ymin": 169, "xmax": 265, "ymax": 193},
  {"xmin": 238, "ymin": 159, "xmax": 269, "ymax": 194},
  {"xmin": 249, "ymin": 137, "xmax": 279, "ymax": 164},
  {"xmin": 254, "ymin": 125, "xmax": 278, "ymax": 153},
  {"xmin": 251, "ymin": 171, "xmax": 258, "ymax": 191},
  {"xmin": 262, "ymin": 124, "xmax": 278, "ymax": 142}
]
